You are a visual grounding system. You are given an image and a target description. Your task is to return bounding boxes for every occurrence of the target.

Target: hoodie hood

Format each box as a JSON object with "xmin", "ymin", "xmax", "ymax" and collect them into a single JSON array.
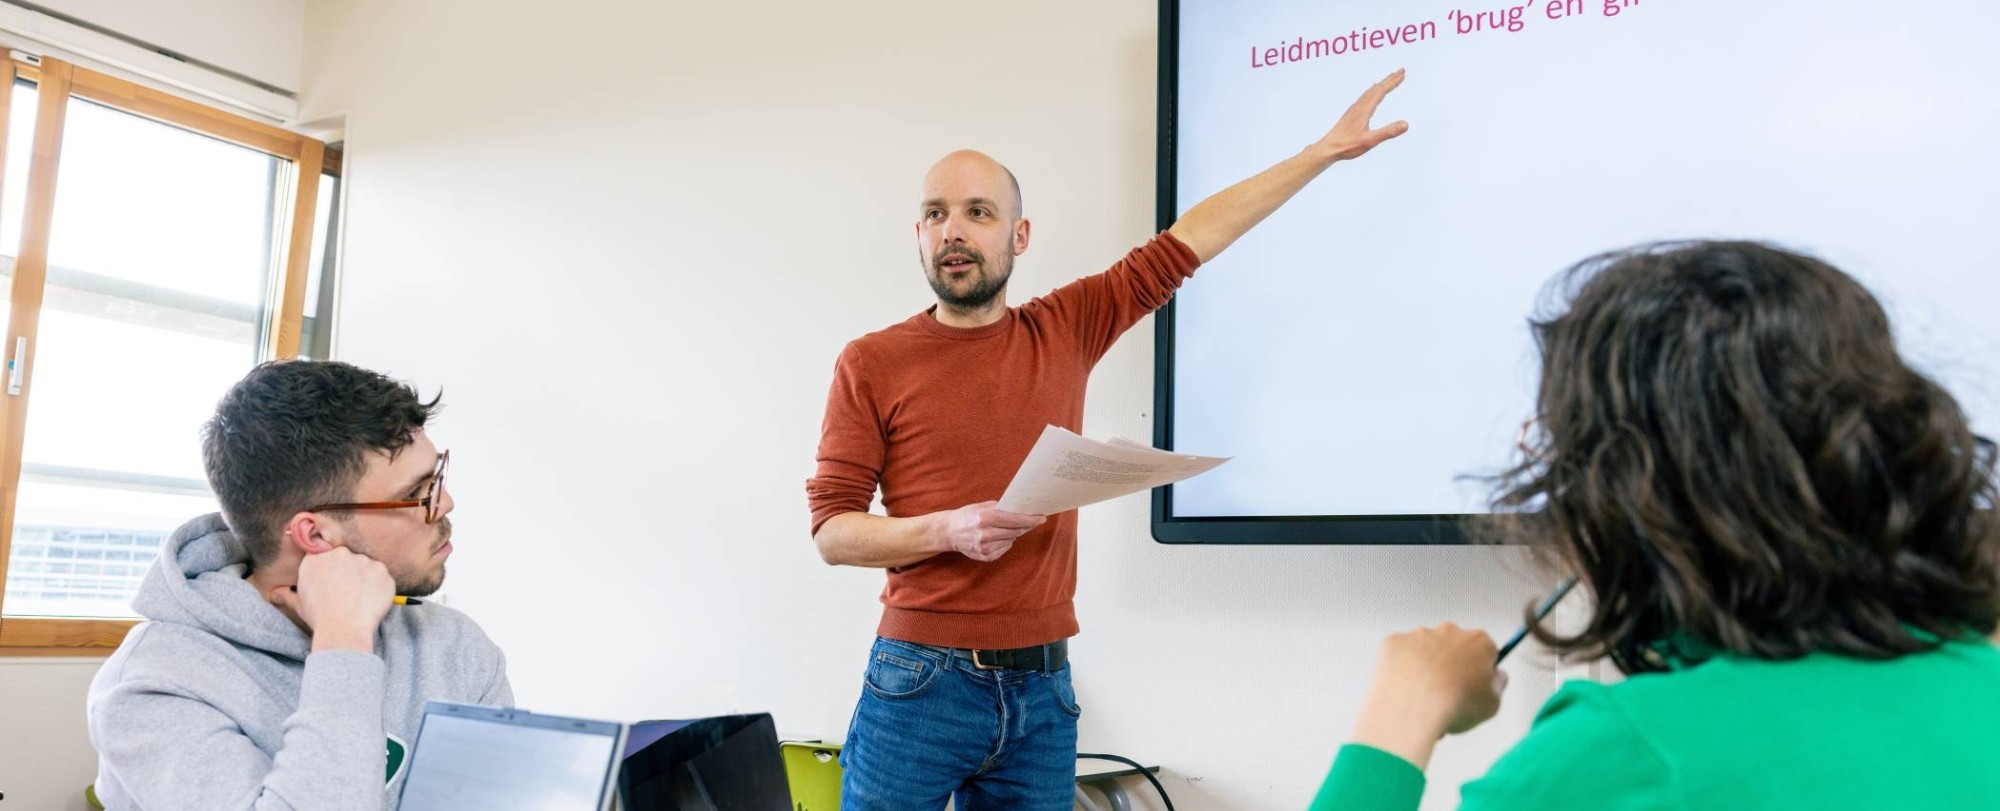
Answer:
[{"xmin": 131, "ymin": 512, "xmax": 311, "ymax": 662}]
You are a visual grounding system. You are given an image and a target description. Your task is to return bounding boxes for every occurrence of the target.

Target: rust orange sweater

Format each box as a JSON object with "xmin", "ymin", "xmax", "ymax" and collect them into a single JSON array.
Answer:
[{"xmin": 807, "ymin": 233, "xmax": 1201, "ymax": 648}]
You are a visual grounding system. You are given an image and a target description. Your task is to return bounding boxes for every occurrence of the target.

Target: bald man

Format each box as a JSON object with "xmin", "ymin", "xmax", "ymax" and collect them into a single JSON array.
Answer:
[{"xmin": 806, "ymin": 71, "xmax": 1410, "ymax": 810}]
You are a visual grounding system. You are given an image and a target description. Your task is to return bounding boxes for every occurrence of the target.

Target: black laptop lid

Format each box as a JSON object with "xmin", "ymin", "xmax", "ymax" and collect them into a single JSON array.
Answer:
[{"xmin": 617, "ymin": 713, "xmax": 791, "ymax": 811}]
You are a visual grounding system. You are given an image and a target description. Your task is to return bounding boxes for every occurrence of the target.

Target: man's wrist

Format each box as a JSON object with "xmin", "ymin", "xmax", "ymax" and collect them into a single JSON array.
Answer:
[
  {"xmin": 310, "ymin": 626, "xmax": 377, "ymax": 653},
  {"xmin": 921, "ymin": 511, "xmax": 953, "ymax": 554},
  {"xmin": 1301, "ymin": 142, "xmax": 1345, "ymax": 167}
]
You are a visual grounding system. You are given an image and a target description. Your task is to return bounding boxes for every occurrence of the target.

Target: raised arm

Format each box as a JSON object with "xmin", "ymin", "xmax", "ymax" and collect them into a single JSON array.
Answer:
[{"xmin": 1167, "ymin": 69, "xmax": 1409, "ymax": 264}]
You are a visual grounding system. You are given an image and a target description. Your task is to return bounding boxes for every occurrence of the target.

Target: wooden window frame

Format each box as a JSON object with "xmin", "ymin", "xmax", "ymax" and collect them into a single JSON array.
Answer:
[{"xmin": 0, "ymin": 56, "xmax": 323, "ymax": 656}]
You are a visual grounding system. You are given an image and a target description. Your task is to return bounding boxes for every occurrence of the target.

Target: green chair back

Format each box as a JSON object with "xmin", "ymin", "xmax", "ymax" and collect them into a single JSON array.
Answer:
[{"xmin": 778, "ymin": 740, "xmax": 843, "ymax": 811}]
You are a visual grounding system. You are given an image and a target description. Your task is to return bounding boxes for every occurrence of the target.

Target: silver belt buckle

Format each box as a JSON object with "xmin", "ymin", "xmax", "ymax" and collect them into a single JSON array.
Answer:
[{"xmin": 971, "ymin": 649, "xmax": 1003, "ymax": 671}]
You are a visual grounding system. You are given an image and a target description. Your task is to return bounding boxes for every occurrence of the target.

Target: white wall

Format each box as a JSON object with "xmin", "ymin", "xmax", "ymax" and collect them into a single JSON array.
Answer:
[
  {"xmin": 0, "ymin": 658, "xmax": 102, "ymax": 810},
  {"xmin": 299, "ymin": 1, "xmax": 1584, "ymax": 809},
  {"xmin": 26, "ymin": 0, "xmax": 304, "ymax": 90}
]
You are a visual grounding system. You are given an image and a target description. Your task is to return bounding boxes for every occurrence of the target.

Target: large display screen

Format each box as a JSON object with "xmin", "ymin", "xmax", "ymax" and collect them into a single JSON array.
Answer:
[{"xmin": 1155, "ymin": 0, "xmax": 1999, "ymax": 542}]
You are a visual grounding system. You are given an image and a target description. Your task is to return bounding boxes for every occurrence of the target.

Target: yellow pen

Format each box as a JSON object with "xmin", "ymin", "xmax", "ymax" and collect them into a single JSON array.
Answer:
[{"xmin": 287, "ymin": 586, "xmax": 423, "ymax": 606}]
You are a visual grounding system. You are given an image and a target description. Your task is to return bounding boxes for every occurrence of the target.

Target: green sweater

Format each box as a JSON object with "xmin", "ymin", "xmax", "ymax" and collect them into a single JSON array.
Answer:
[{"xmin": 1310, "ymin": 639, "xmax": 2000, "ymax": 810}]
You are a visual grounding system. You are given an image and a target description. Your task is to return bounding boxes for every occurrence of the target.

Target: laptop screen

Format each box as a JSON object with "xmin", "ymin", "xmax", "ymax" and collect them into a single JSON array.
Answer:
[{"xmin": 399, "ymin": 701, "xmax": 625, "ymax": 811}]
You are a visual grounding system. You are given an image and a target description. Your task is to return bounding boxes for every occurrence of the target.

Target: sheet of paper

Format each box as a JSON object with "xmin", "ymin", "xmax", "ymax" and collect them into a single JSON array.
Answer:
[{"xmin": 996, "ymin": 425, "xmax": 1231, "ymax": 516}]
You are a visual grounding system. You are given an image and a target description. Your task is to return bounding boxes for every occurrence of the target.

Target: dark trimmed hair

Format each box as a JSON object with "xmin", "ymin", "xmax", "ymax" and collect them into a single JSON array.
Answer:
[
  {"xmin": 1490, "ymin": 241, "xmax": 2000, "ymax": 673},
  {"xmin": 202, "ymin": 360, "xmax": 441, "ymax": 566}
]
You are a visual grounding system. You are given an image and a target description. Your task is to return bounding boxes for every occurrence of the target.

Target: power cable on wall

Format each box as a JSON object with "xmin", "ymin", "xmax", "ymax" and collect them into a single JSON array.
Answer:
[{"xmin": 1077, "ymin": 753, "xmax": 1174, "ymax": 811}]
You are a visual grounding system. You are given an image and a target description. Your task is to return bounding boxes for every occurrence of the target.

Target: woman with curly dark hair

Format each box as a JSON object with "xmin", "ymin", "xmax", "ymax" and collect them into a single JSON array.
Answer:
[{"xmin": 1309, "ymin": 242, "xmax": 2000, "ymax": 810}]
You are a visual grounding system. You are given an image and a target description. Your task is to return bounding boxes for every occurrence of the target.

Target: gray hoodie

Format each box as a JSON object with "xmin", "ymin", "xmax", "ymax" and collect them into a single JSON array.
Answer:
[{"xmin": 87, "ymin": 513, "xmax": 511, "ymax": 810}]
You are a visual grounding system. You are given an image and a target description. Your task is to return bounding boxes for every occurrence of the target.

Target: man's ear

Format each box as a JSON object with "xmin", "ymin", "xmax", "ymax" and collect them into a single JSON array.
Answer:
[
  {"xmin": 1014, "ymin": 217, "xmax": 1032, "ymax": 256},
  {"xmin": 281, "ymin": 512, "xmax": 337, "ymax": 555}
]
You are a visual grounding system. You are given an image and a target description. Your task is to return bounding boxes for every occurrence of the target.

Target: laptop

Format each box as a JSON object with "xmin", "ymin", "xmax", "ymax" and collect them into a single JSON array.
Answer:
[
  {"xmin": 617, "ymin": 713, "xmax": 792, "ymax": 811},
  {"xmin": 397, "ymin": 700, "xmax": 628, "ymax": 811}
]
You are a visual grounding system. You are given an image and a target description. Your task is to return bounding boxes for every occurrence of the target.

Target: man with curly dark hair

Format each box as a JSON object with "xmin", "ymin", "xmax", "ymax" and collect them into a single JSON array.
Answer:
[
  {"xmin": 87, "ymin": 360, "xmax": 511, "ymax": 810},
  {"xmin": 1311, "ymin": 242, "xmax": 2000, "ymax": 810}
]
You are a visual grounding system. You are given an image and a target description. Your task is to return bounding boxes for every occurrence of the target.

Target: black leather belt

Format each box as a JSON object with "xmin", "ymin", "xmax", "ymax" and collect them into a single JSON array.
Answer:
[{"xmin": 917, "ymin": 639, "xmax": 1068, "ymax": 672}]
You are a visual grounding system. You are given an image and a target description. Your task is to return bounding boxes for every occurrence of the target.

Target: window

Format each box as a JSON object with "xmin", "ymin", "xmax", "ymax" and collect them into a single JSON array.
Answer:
[
  {"xmin": 0, "ymin": 56, "xmax": 326, "ymax": 654},
  {"xmin": 299, "ymin": 144, "xmax": 342, "ymax": 361}
]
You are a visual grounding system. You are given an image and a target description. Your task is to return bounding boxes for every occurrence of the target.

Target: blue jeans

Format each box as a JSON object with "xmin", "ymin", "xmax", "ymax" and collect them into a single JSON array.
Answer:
[{"xmin": 841, "ymin": 637, "xmax": 1081, "ymax": 811}]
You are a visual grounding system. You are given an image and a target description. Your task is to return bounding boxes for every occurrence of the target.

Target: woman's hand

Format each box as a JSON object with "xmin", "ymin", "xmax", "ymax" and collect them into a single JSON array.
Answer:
[{"xmin": 1348, "ymin": 623, "xmax": 1509, "ymax": 770}]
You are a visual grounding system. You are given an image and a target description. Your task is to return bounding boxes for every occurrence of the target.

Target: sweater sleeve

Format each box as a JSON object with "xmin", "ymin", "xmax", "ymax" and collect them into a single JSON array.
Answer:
[
  {"xmin": 1307, "ymin": 681, "xmax": 1681, "ymax": 811},
  {"xmin": 806, "ymin": 343, "xmax": 886, "ymax": 534},
  {"xmin": 1030, "ymin": 231, "xmax": 1201, "ymax": 366},
  {"xmin": 1308, "ymin": 744, "xmax": 1428, "ymax": 811},
  {"xmin": 1455, "ymin": 681, "xmax": 1680, "ymax": 811},
  {"xmin": 91, "ymin": 647, "xmax": 391, "ymax": 811}
]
